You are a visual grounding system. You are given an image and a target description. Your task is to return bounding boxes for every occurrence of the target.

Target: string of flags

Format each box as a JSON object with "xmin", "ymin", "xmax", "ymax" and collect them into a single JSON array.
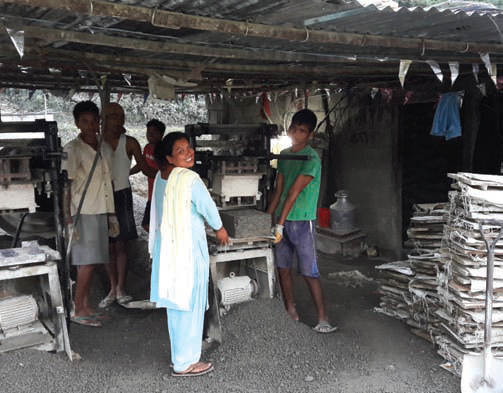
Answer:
[
  {"xmin": 399, "ymin": 53, "xmax": 498, "ymax": 88},
  {"xmin": 5, "ymin": 25, "xmax": 24, "ymax": 58},
  {"xmin": 2, "ymin": 19, "xmax": 502, "ymax": 101}
]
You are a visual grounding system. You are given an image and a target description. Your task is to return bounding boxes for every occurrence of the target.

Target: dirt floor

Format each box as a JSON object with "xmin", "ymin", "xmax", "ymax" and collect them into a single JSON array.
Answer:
[{"xmin": 1, "ymin": 240, "xmax": 461, "ymax": 393}]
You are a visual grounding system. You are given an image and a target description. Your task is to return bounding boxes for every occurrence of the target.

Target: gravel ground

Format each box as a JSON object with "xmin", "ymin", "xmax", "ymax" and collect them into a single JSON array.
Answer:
[
  {"xmin": 1, "ymin": 189, "xmax": 460, "ymax": 392},
  {"xmin": 1, "ymin": 250, "xmax": 460, "ymax": 393}
]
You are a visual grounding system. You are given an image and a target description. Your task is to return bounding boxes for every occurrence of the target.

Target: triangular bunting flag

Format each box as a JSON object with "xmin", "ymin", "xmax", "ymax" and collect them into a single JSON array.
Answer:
[
  {"xmin": 6, "ymin": 27, "xmax": 24, "ymax": 58},
  {"xmin": 426, "ymin": 60, "xmax": 443, "ymax": 82},
  {"xmin": 472, "ymin": 64, "xmax": 479, "ymax": 83},
  {"xmin": 399, "ymin": 60, "xmax": 412, "ymax": 87},
  {"xmin": 449, "ymin": 63, "xmax": 459, "ymax": 85}
]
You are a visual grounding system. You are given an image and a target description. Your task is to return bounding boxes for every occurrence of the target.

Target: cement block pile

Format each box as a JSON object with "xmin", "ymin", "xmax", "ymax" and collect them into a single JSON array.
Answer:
[
  {"xmin": 404, "ymin": 203, "xmax": 448, "ymax": 253},
  {"xmin": 434, "ymin": 173, "xmax": 503, "ymax": 376},
  {"xmin": 375, "ymin": 203, "xmax": 448, "ymax": 342},
  {"xmin": 375, "ymin": 173, "xmax": 503, "ymax": 375}
]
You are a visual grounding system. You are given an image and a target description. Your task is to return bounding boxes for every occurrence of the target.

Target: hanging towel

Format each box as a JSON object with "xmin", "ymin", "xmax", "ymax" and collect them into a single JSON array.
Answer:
[
  {"xmin": 430, "ymin": 92, "xmax": 462, "ymax": 140},
  {"xmin": 156, "ymin": 167, "xmax": 199, "ymax": 311}
]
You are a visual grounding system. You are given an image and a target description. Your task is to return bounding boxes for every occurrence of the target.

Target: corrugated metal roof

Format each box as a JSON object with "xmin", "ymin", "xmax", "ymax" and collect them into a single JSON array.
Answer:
[
  {"xmin": 0, "ymin": 0, "xmax": 502, "ymax": 94},
  {"xmin": 305, "ymin": 5, "xmax": 503, "ymax": 43}
]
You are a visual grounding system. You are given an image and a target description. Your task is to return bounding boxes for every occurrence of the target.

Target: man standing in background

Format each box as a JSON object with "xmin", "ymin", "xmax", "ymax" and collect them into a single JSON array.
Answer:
[
  {"xmin": 130, "ymin": 119, "xmax": 165, "ymax": 232},
  {"xmin": 99, "ymin": 102, "xmax": 155, "ymax": 308}
]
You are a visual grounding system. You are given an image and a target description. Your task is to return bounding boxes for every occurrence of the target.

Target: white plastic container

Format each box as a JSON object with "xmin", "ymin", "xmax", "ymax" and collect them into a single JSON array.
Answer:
[{"xmin": 329, "ymin": 190, "xmax": 356, "ymax": 233}]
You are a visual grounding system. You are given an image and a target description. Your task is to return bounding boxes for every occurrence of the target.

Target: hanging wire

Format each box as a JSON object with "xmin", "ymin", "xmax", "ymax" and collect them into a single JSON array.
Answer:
[{"xmin": 488, "ymin": 14, "xmax": 503, "ymax": 44}]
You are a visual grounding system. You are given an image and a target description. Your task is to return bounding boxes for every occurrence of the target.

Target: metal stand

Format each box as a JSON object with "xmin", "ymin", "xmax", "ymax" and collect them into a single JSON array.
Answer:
[
  {"xmin": 0, "ymin": 242, "xmax": 72, "ymax": 360},
  {"xmin": 209, "ymin": 246, "xmax": 275, "ymax": 300}
]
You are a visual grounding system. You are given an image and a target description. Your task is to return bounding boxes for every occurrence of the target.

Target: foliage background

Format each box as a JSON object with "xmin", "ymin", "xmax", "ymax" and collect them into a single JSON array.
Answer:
[
  {"xmin": 0, "ymin": 89, "xmax": 207, "ymax": 146},
  {"xmin": 0, "ymin": 89, "xmax": 207, "ymax": 198}
]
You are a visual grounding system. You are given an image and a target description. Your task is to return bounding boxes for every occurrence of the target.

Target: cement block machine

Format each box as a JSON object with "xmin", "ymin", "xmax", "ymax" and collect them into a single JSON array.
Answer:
[
  {"xmin": 0, "ymin": 120, "xmax": 71, "ymax": 359},
  {"xmin": 185, "ymin": 123, "xmax": 281, "ymax": 312}
]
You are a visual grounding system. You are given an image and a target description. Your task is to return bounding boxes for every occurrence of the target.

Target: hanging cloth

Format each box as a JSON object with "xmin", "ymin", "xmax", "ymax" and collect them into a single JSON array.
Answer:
[
  {"xmin": 260, "ymin": 91, "xmax": 271, "ymax": 120},
  {"xmin": 430, "ymin": 92, "xmax": 462, "ymax": 140}
]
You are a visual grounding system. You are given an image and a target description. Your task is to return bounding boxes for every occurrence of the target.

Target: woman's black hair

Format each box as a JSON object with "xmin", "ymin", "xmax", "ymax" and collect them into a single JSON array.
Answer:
[{"xmin": 154, "ymin": 131, "xmax": 190, "ymax": 168}]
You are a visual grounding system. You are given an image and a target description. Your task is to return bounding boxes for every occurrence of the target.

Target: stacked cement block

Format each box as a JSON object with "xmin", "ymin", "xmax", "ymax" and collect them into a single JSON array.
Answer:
[
  {"xmin": 376, "ymin": 173, "xmax": 503, "ymax": 376},
  {"xmin": 219, "ymin": 209, "xmax": 271, "ymax": 238},
  {"xmin": 434, "ymin": 173, "xmax": 503, "ymax": 376},
  {"xmin": 375, "ymin": 203, "xmax": 447, "ymax": 345}
]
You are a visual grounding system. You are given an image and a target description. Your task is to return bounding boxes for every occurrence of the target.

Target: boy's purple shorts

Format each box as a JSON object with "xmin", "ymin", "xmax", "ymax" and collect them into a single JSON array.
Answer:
[{"xmin": 274, "ymin": 220, "xmax": 320, "ymax": 278}]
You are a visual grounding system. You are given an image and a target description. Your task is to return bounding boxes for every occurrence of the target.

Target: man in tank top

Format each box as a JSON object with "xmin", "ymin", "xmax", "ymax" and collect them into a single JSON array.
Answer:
[{"xmin": 99, "ymin": 102, "xmax": 156, "ymax": 308}]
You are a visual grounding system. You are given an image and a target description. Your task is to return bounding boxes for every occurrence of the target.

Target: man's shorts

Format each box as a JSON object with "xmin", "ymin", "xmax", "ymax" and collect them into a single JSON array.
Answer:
[
  {"xmin": 112, "ymin": 187, "xmax": 138, "ymax": 242},
  {"xmin": 71, "ymin": 214, "xmax": 109, "ymax": 265},
  {"xmin": 274, "ymin": 220, "xmax": 320, "ymax": 278},
  {"xmin": 141, "ymin": 200, "xmax": 151, "ymax": 229}
]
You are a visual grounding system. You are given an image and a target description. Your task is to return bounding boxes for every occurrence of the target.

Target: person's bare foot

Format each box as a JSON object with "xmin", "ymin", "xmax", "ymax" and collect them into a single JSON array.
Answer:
[
  {"xmin": 74, "ymin": 307, "xmax": 94, "ymax": 318},
  {"xmin": 116, "ymin": 290, "xmax": 133, "ymax": 305},
  {"xmin": 191, "ymin": 362, "xmax": 212, "ymax": 373},
  {"xmin": 70, "ymin": 315, "xmax": 102, "ymax": 327},
  {"xmin": 82, "ymin": 306, "xmax": 110, "ymax": 319},
  {"xmin": 286, "ymin": 305, "xmax": 299, "ymax": 321},
  {"xmin": 172, "ymin": 362, "xmax": 214, "ymax": 377},
  {"xmin": 98, "ymin": 292, "xmax": 116, "ymax": 308},
  {"xmin": 83, "ymin": 306, "xmax": 97, "ymax": 316}
]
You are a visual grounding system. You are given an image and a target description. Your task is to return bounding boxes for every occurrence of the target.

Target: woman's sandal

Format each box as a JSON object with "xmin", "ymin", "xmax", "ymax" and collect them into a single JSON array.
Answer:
[{"xmin": 171, "ymin": 362, "xmax": 214, "ymax": 377}]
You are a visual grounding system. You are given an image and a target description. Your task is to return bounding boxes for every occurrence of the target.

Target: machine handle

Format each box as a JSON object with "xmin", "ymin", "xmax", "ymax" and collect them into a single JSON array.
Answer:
[{"xmin": 269, "ymin": 154, "xmax": 311, "ymax": 161}]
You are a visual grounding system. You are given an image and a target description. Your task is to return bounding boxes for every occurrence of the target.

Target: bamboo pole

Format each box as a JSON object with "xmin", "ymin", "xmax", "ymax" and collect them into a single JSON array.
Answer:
[
  {"xmin": 24, "ymin": 26, "xmax": 370, "ymax": 64},
  {"xmin": 22, "ymin": 26, "xmax": 503, "ymax": 75},
  {"xmin": 16, "ymin": 49, "xmax": 401, "ymax": 78},
  {"xmin": 34, "ymin": 48, "xmax": 396, "ymax": 75}
]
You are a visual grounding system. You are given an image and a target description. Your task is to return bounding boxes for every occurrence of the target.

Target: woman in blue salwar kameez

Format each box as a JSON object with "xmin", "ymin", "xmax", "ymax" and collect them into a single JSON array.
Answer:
[{"xmin": 148, "ymin": 132, "xmax": 229, "ymax": 377}]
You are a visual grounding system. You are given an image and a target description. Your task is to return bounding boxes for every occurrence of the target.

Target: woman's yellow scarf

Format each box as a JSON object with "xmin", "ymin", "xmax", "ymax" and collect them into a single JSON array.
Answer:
[{"xmin": 158, "ymin": 167, "xmax": 199, "ymax": 310}]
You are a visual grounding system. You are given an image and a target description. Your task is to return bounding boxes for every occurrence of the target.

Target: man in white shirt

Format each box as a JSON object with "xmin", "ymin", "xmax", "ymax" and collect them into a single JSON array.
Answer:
[{"xmin": 62, "ymin": 101, "xmax": 115, "ymax": 327}]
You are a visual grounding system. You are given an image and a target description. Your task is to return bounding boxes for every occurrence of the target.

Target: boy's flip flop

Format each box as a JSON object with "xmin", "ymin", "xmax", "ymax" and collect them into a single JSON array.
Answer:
[
  {"xmin": 70, "ymin": 316, "xmax": 102, "ymax": 327},
  {"xmin": 171, "ymin": 362, "xmax": 214, "ymax": 377},
  {"xmin": 313, "ymin": 321, "xmax": 338, "ymax": 334},
  {"xmin": 91, "ymin": 312, "xmax": 110, "ymax": 320}
]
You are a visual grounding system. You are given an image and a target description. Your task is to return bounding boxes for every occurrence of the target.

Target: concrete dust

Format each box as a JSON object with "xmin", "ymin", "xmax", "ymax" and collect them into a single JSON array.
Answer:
[
  {"xmin": 327, "ymin": 269, "xmax": 374, "ymax": 287},
  {"xmin": 0, "ymin": 251, "xmax": 460, "ymax": 393}
]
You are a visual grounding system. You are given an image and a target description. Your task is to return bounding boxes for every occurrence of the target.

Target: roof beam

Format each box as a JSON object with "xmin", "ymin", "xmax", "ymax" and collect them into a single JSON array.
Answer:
[
  {"xmin": 18, "ymin": 48, "xmax": 400, "ymax": 79},
  {"xmin": 24, "ymin": 26, "xmax": 363, "ymax": 65},
  {"xmin": 23, "ymin": 27, "xmax": 503, "ymax": 76},
  {"xmin": 7, "ymin": 0, "xmax": 503, "ymax": 56},
  {"xmin": 0, "ymin": 42, "xmax": 401, "ymax": 85}
]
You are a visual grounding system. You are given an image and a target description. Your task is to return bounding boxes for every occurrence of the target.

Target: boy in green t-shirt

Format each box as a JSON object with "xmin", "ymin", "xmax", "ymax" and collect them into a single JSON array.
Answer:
[{"xmin": 267, "ymin": 109, "xmax": 337, "ymax": 333}]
